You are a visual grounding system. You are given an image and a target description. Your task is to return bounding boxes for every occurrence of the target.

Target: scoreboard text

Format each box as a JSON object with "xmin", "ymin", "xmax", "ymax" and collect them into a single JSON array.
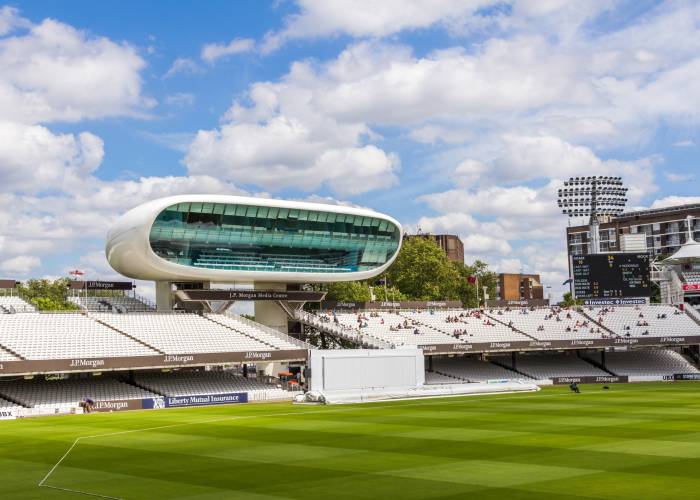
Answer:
[{"xmin": 572, "ymin": 253, "xmax": 651, "ymax": 299}]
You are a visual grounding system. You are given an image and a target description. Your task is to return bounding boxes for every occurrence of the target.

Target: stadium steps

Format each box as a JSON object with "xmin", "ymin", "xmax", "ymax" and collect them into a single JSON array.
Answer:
[
  {"xmin": 431, "ymin": 370, "xmax": 469, "ymax": 383},
  {"xmin": 397, "ymin": 312, "xmax": 462, "ymax": 340},
  {"xmin": 0, "ymin": 390, "xmax": 26, "ymax": 407},
  {"xmin": 488, "ymin": 358, "xmax": 534, "ymax": 379},
  {"xmin": 203, "ymin": 316, "xmax": 278, "ymax": 349},
  {"xmin": 0, "ymin": 342, "xmax": 25, "ymax": 360},
  {"xmin": 482, "ymin": 313, "xmax": 538, "ymax": 341},
  {"xmin": 124, "ymin": 378, "xmax": 167, "ymax": 397},
  {"xmin": 580, "ymin": 354, "xmax": 618, "ymax": 376},
  {"xmin": 578, "ymin": 308, "xmax": 618, "ymax": 337},
  {"xmin": 90, "ymin": 317, "xmax": 166, "ymax": 355},
  {"xmin": 296, "ymin": 314, "xmax": 389, "ymax": 349},
  {"xmin": 684, "ymin": 308, "xmax": 700, "ymax": 327}
]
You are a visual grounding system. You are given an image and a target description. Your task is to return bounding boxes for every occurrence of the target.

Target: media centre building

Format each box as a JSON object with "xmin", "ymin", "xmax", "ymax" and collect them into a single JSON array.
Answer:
[{"xmin": 106, "ymin": 195, "xmax": 403, "ymax": 331}]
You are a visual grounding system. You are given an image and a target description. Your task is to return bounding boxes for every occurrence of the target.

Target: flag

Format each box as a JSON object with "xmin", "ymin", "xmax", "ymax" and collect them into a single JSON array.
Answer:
[
  {"xmin": 562, "ymin": 278, "xmax": 573, "ymax": 286},
  {"xmin": 69, "ymin": 269, "xmax": 85, "ymax": 276},
  {"xmin": 467, "ymin": 275, "xmax": 477, "ymax": 284}
]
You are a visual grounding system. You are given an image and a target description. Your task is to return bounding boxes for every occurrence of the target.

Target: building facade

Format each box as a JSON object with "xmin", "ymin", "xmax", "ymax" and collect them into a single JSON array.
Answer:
[
  {"xmin": 107, "ymin": 195, "xmax": 403, "ymax": 284},
  {"xmin": 497, "ymin": 273, "xmax": 545, "ymax": 302},
  {"xmin": 406, "ymin": 234, "xmax": 464, "ymax": 263},
  {"xmin": 566, "ymin": 204, "xmax": 700, "ymax": 258}
]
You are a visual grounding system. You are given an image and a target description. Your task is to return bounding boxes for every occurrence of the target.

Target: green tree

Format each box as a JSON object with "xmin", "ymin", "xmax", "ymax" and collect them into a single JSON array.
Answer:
[
  {"xmin": 385, "ymin": 237, "xmax": 461, "ymax": 300},
  {"xmin": 371, "ymin": 284, "xmax": 408, "ymax": 302},
  {"xmin": 17, "ymin": 278, "xmax": 79, "ymax": 311},
  {"xmin": 324, "ymin": 281, "xmax": 372, "ymax": 302},
  {"xmin": 559, "ymin": 292, "xmax": 583, "ymax": 307},
  {"xmin": 453, "ymin": 260, "xmax": 498, "ymax": 308}
]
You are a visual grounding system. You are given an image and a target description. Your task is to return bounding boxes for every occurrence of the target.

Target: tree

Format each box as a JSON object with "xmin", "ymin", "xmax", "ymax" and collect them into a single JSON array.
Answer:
[
  {"xmin": 454, "ymin": 260, "xmax": 498, "ymax": 308},
  {"xmin": 324, "ymin": 281, "xmax": 372, "ymax": 302},
  {"xmin": 17, "ymin": 278, "xmax": 80, "ymax": 311},
  {"xmin": 559, "ymin": 292, "xmax": 583, "ymax": 307},
  {"xmin": 385, "ymin": 237, "xmax": 461, "ymax": 300},
  {"xmin": 371, "ymin": 284, "xmax": 408, "ymax": 302}
]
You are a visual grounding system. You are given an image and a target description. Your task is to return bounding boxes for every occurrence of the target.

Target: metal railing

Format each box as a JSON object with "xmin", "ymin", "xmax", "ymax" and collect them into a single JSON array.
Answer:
[
  {"xmin": 225, "ymin": 311, "xmax": 311, "ymax": 349},
  {"xmin": 295, "ymin": 310, "xmax": 393, "ymax": 349}
]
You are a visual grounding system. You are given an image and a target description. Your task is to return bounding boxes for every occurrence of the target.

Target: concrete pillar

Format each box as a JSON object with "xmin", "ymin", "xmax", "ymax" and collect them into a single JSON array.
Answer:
[
  {"xmin": 254, "ymin": 282, "xmax": 289, "ymax": 333},
  {"xmin": 155, "ymin": 281, "xmax": 173, "ymax": 311}
]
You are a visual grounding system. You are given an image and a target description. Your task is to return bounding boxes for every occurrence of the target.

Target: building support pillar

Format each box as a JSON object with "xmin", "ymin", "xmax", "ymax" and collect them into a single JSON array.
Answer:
[
  {"xmin": 254, "ymin": 282, "xmax": 289, "ymax": 333},
  {"xmin": 155, "ymin": 281, "xmax": 173, "ymax": 311}
]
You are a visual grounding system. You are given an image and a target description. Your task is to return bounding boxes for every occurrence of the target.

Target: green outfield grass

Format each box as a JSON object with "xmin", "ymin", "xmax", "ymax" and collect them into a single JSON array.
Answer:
[{"xmin": 3, "ymin": 382, "xmax": 700, "ymax": 499}]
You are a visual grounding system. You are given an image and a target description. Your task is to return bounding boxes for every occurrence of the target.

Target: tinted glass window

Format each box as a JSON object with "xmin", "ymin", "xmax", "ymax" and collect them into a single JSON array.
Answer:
[{"xmin": 149, "ymin": 202, "xmax": 400, "ymax": 273}]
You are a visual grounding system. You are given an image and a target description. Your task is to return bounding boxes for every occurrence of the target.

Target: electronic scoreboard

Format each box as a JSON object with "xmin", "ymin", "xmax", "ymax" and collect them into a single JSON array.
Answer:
[{"xmin": 572, "ymin": 253, "xmax": 651, "ymax": 299}]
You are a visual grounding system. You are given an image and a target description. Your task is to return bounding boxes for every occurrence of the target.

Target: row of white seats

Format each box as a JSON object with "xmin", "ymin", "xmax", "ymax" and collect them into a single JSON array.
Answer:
[
  {"xmin": 0, "ymin": 296, "xmax": 34, "ymax": 312},
  {"xmin": 430, "ymin": 356, "xmax": 525, "ymax": 382},
  {"xmin": 69, "ymin": 296, "xmax": 154, "ymax": 312},
  {"xmin": 0, "ymin": 314, "xmax": 158, "ymax": 359},
  {"xmin": 588, "ymin": 349, "xmax": 700, "ymax": 376},
  {"xmin": 93, "ymin": 313, "xmax": 271, "ymax": 354},
  {"xmin": 492, "ymin": 352, "xmax": 609, "ymax": 380},
  {"xmin": 487, "ymin": 307, "xmax": 606, "ymax": 340},
  {"xmin": 0, "ymin": 378, "xmax": 157, "ymax": 408},
  {"xmin": 207, "ymin": 314, "xmax": 300, "ymax": 350},
  {"xmin": 335, "ymin": 312, "xmax": 459, "ymax": 346},
  {"xmin": 300, "ymin": 311, "xmax": 390, "ymax": 348},
  {"xmin": 134, "ymin": 371, "xmax": 297, "ymax": 400},
  {"xmin": 403, "ymin": 310, "xmax": 532, "ymax": 342},
  {"xmin": 587, "ymin": 305, "xmax": 699, "ymax": 338}
]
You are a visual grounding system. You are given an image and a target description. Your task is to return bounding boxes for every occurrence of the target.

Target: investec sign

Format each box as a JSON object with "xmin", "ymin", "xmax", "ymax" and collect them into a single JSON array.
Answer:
[{"xmin": 164, "ymin": 392, "xmax": 249, "ymax": 408}]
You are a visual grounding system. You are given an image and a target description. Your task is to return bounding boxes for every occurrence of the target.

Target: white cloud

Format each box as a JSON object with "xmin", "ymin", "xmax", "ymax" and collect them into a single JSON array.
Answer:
[
  {"xmin": 201, "ymin": 38, "xmax": 254, "ymax": 63},
  {"xmin": 673, "ymin": 139, "xmax": 695, "ymax": 147},
  {"xmin": 0, "ymin": 255, "xmax": 41, "ymax": 274},
  {"xmin": 262, "ymin": 0, "xmax": 498, "ymax": 52},
  {"xmin": 185, "ymin": 105, "xmax": 399, "ymax": 194},
  {"xmin": 651, "ymin": 196, "xmax": 700, "ymax": 209},
  {"xmin": 0, "ymin": 122, "xmax": 103, "ymax": 193},
  {"xmin": 164, "ymin": 92, "xmax": 195, "ymax": 107},
  {"xmin": 664, "ymin": 172, "xmax": 694, "ymax": 183},
  {"xmin": 164, "ymin": 57, "xmax": 201, "ymax": 78},
  {"xmin": 0, "ymin": 6, "xmax": 30, "ymax": 36},
  {"xmin": 0, "ymin": 18, "xmax": 151, "ymax": 123}
]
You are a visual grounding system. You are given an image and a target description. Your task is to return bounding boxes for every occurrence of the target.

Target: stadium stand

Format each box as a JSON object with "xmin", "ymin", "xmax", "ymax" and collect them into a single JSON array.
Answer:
[
  {"xmin": 584, "ymin": 305, "xmax": 699, "ymax": 338},
  {"xmin": 683, "ymin": 272, "xmax": 700, "ymax": 285},
  {"xmin": 430, "ymin": 356, "xmax": 525, "ymax": 382},
  {"xmin": 69, "ymin": 295, "xmax": 154, "ymax": 312},
  {"xmin": 302, "ymin": 305, "xmax": 700, "ymax": 346},
  {"xmin": 401, "ymin": 310, "xmax": 533, "ymax": 342},
  {"xmin": 588, "ymin": 349, "xmax": 699, "ymax": 377},
  {"xmin": 494, "ymin": 352, "xmax": 609, "ymax": 380},
  {"xmin": 424, "ymin": 371, "xmax": 462, "ymax": 384},
  {"xmin": 0, "ymin": 313, "xmax": 159, "ymax": 359},
  {"xmin": 295, "ymin": 310, "xmax": 392, "ymax": 348},
  {"xmin": 486, "ymin": 307, "xmax": 608, "ymax": 340},
  {"xmin": 133, "ymin": 371, "xmax": 298, "ymax": 401},
  {"xmin": 333, "ymin": 311, "xmax": 459, "ymax": 347},
  {"xmin": 0, "ymin": 348, "xmax": 20, "ymax": 361},
  {"xmin": 0, "ymin": 377, "xmax": 157, "ymax": 410},
  {"xmin": 0, "ymin": 295, "xmax": 35, "ymax": 313},
  {"xmin": 0, "ymin": 396, "xmax": 18, "ymax": 409},
  {"xmin": 94, "ymin": 313, "xmax": 273, "ymax": 354},
  {"xmin": 206, "ymin": 313, "xmax": 304, "ymax": 350}
]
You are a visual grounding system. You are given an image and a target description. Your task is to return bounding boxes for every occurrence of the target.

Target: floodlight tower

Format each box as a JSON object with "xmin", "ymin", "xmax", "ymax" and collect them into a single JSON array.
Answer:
[{"xmin": 557, "ymin": 176, "xmax": 628, "ymax": 254}]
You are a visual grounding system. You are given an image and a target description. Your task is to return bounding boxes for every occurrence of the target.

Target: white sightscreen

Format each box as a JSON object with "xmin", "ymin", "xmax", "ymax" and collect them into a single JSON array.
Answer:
[{"xmin": 322, "ymin": 355, "xmax": 417, "ymax": 391}]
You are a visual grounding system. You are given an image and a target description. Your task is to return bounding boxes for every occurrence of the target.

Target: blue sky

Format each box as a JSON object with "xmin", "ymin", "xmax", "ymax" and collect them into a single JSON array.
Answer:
[{"xmin": 0, "ymin": 0, "xmax": 699, "ymax": 300}]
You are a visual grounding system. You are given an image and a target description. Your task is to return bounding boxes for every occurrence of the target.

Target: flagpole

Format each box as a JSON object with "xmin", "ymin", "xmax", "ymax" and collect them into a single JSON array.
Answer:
[{"xmin": 476, "ymin": 274, "xmax": 480, "ymax": 308}]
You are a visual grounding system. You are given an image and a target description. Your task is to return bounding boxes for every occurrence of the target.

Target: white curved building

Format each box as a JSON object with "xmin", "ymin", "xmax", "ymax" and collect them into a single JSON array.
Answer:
[{"xmin": 106, "ymin": 195, "xmax": 403, "ymax": 284}]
